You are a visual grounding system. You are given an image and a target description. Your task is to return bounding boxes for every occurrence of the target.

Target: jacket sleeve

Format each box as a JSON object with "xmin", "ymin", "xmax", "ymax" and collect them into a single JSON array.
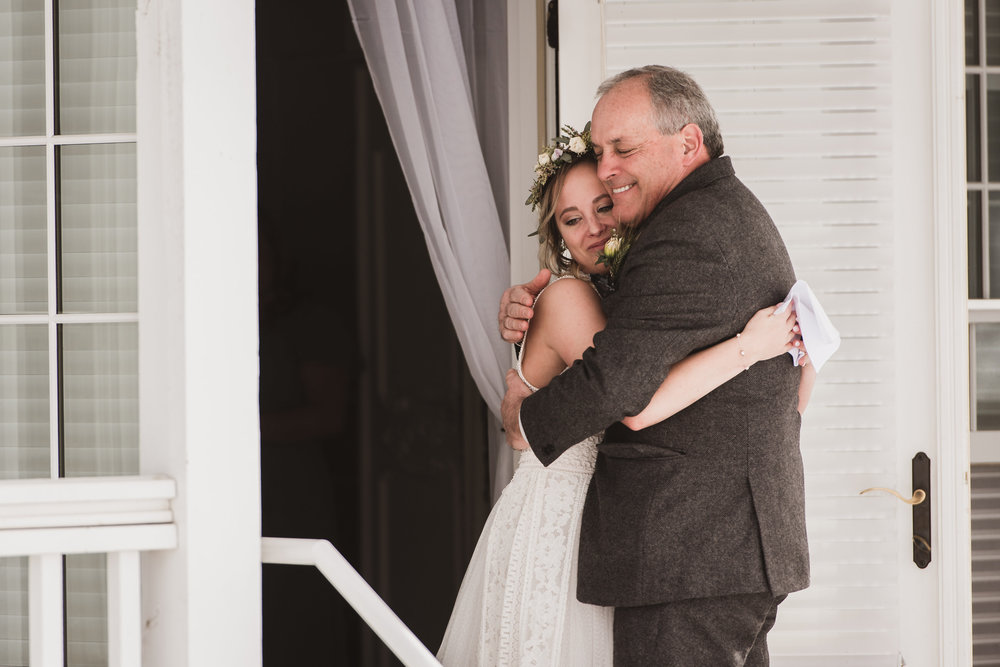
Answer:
[{"xmin": 522, "ymin": 211, "xmax": 741, "ymax": 465}]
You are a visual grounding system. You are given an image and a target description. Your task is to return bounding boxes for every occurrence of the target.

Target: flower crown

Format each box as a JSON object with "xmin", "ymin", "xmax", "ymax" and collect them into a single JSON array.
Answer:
[{"xmin": 525, "ymin": 122, "xmax": 593, "ymax": 212}]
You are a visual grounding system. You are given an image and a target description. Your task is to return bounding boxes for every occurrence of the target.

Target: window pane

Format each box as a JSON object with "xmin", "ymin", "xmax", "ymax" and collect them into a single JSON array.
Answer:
[
  {"xmin": 990, "ymin": 0, "xmax": 1000, "ymax": 66},
  {"xmin": 0, "ymin": 558, "xmax": 28, "ymax": 667},
  {"xmin": 57, "ymin": 0, "xmax": 136, "ymax": 135},
  {"xmin": 988, "ymin": 75, "xmax": 1000, "ymax": 181},
  {"xmin": 0, "ymin": 325, "xmax": 49, "ymax": 479},
  {"xmin": 0, "ymin": 1, "xmax": 45, "ymax": 137},
  {"xmin": 65, "ymin": 553, "xmax": 106, "ymax": 667},
  {"xmin": 992, "ymin": 192, "xmax": 1000, "ymax": 297},
  {"xmin": 0, "ymin": 147, "xmax": 47, "ymax": 314},
  {"xmin": 59, "ymin": 144, "xmax": 136, "ymax": 314},
  {"xmin": 976, "ymin": 324, "xmax": 1000, "ymax": 431},
  {"xmin": 970, "ymin": 0, "xmax": 982, "ymax": 66},
  {"xmin": 0, "ymin": 321, "xmax": 43, "ymax": 664},
  {"xmin": 973, "ymin": 190, "xmax": 985, "ymax": 298},
  {"xmin": 61, "ymin": 322, "xmax": 137, "ymax": 477},
  {"xmin": 970, "ymin": 74, "xmax": 983, "ymax": 183}
]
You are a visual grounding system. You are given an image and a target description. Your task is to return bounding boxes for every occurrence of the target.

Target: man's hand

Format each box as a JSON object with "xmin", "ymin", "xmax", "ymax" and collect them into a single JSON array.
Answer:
[
  {"xmin": 501, "ymin": 369, "xmax": 532, "ymax": 450},
  {"xmin": 498, "ymin": 269, "xmax": 550, "ymax": 344}
]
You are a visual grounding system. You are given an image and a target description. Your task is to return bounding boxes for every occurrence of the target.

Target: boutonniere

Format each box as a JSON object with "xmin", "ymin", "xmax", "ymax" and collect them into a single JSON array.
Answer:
[{"xmin": 596, "ymin": 227, "xmax": 637, "ymax": 284}]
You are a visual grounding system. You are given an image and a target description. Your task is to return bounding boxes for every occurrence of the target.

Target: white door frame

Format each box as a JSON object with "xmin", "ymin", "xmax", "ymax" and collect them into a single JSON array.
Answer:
[
  {"xmin": 928, "ymin": 0, "xmax": 973, "ymax": 662},
  {"xmin": 507, "ymin": 0, "xmax": 547, "ymax": 287},
  {"xmin": 893, "ymin": 0, "xmax": 970, "ymax": 662},
  {"xmin": 136, "ymin": 1, "xmax": 262, "ymax": 665}
]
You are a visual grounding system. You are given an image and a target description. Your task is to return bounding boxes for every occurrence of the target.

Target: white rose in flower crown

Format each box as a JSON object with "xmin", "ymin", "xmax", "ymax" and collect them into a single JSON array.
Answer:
[
  {"xmin": 538, "ymin": 152, "xmax": 550, "ymax": 166},
  {"xmin": 568, "ymin": 136, "xmax": 587, "ymax": 154}
]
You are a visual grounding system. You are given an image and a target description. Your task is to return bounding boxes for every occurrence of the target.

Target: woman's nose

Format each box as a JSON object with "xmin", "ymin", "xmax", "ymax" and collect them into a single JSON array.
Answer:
[{"xmin": 586, "ymin": 216, "xmax": 605, "ymax": 235}]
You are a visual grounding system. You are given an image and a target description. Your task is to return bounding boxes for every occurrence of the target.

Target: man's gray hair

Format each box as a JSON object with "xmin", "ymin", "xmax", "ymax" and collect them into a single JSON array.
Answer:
[{"xmin": 597, "ymin": 65, "xmax": 724, "ymax": 158}]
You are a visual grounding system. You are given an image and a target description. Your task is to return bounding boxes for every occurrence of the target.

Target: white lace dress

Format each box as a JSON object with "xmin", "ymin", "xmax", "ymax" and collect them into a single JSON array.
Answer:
[{"xmin": 437, "ymin": 280, "xmax": 614, "ymax": 666}]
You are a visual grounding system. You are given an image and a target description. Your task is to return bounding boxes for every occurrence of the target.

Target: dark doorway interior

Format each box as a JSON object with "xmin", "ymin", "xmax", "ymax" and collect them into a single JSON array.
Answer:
[{"xmin": 256, "ymin": 3, "xmax": 491, "ymax": 665}]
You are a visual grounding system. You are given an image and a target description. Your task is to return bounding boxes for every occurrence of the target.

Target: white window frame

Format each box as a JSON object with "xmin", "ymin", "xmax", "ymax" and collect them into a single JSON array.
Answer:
[
  {"xmin": 966, "ymin": 0, "xmax": 1000, "ymax": 462},
  {"xmin": 0, "ymin": 1, "xmax": 140, "ymax": 480}
]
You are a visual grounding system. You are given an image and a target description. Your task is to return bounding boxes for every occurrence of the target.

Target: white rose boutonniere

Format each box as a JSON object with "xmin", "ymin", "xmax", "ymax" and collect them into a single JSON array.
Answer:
[
  {"xmin": 596, "ymin": 227, "xmax": 637, "ymax": 284},
  {"xmin": 603, "ymin": 235, "xmax": 621, "ymax": 256}
]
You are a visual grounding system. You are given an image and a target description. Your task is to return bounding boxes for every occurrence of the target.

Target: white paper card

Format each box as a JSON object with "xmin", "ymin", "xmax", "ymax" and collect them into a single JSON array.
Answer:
[{"xmin": 775, "ymin": 280, "xmax": 841, "ymax": 372}]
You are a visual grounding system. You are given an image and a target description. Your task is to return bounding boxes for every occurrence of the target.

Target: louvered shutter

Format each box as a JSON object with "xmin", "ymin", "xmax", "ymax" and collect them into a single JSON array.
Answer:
[
  {"xmin": 973, "ymin": 466, "xmax": 1000, "ymax": 665},
  {"xmin": 602, "ymin": 2, "xmax": 898, "ymax": 664}
]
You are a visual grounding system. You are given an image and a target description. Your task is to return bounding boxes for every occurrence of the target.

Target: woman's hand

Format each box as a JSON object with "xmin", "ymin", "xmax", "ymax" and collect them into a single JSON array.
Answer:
[{"xmin": 739, "ymin": 304, "xmax": 799, "ymax": 366}]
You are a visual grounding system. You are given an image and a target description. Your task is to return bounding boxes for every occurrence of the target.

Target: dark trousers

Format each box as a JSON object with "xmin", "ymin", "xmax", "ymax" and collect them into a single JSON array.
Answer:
[{"xmin": 613, "ymin": 592, "xmax": 786, "ymax": 667}]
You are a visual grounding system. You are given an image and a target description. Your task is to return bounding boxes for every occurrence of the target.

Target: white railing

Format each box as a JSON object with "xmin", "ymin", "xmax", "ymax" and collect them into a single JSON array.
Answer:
[
  {"xmin": 0, "ymin": 475, "xmax": 178, "ymax": 667},
  {"xmin": 261, "ymin": 537, "xmax": 442, "ymax": 667},
  {"xmin": 0, "ymin": 478, "xmax": 439, "ymax": 667}
]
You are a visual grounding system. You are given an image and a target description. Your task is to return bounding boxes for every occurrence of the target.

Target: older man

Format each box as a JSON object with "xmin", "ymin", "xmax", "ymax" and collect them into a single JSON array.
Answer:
[{"xmin": 499, "ymin": 66, "xmax": 808, "ymax": 666}]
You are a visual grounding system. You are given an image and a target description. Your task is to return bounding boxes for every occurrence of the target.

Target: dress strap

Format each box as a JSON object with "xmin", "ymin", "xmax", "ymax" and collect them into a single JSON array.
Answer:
[{"xmin": 514, "ymin": 352, "xmax": 541, "ymax": 393}]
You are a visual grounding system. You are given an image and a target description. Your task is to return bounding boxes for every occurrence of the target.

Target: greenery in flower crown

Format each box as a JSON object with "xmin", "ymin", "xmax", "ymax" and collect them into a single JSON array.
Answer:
[{"xmin": 525, "ymin": 122, "xmax": 593, "ymax": 214}]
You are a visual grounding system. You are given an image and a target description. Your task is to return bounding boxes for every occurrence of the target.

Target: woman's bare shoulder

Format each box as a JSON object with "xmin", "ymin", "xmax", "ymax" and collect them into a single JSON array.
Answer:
[
  {"xmin": 534, "ymin": 276, "xmax": 601, "ymax": 311},
  {"xmin": 532, "ymin": 276, "xmax": 604, "ymax": 338},
  {"xmin": 524, "ymin": 276, "xmax": 606, "ymax": 372}
]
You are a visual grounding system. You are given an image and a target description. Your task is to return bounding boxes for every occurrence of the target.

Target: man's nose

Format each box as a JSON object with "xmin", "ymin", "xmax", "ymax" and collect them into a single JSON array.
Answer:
[{"xmin": 596, "ymin": 156, "xmax": 616, "ymax": 185}]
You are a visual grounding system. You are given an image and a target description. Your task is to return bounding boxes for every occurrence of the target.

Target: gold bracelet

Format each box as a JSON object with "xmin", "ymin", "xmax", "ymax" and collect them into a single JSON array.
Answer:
[{"xmin": 735, "ymin": 332, "xmax": 750, "ymax": 371}]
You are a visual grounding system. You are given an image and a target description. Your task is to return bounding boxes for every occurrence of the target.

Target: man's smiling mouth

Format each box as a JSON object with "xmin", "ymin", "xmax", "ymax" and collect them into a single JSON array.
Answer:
[{"xmin": 612, "ymin": 184, "xmax": 633, "ymax": 194}]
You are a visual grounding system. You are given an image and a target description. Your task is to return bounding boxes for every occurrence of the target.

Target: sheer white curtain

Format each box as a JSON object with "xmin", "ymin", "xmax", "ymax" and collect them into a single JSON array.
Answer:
[{"xmin": 347, "ymin": 0, "xmax": 514, "ymax": 494}]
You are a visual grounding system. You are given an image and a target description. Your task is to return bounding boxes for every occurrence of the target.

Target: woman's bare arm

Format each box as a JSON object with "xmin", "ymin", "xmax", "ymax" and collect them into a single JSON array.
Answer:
[
  {"xmin": 518, "ymin": 278, "xmax": 606, "ymax": 389},
  {"xmin": 796, "ymin": 357, "xmax": 816, "ymax": 414},
  {"xmin": 521, "ymin": 285, "xmax": 802, "ymax": 431},
  {"xmin": 621, "ymin": 305, "xmax": 798, "ymax": 431}
]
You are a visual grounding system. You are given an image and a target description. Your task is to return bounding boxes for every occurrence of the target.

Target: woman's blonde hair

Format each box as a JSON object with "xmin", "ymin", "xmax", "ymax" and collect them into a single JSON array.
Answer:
[{"xmin": 534, "ymin": 156, "xmax": 596, "ymax": 279}]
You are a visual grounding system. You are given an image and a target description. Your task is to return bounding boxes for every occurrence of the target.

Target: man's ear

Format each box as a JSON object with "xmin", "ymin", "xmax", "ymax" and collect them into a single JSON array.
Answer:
[{"xmin": 679, "ymin": 123, "xmax": 705, "ymax": 162}]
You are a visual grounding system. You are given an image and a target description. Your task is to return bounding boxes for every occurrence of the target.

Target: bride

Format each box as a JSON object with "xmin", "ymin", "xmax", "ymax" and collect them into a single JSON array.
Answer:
[{"xmin": 437, "ymin": 126, "xmax": 815, "ymax": 666}]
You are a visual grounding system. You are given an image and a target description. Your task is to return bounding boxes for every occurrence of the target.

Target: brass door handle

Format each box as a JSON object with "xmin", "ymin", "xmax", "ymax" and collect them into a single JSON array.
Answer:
[
  {"xmin": 859, "ymin": 486, "xmax": 927, "ymax": 505},
  {"xmin": 858, "ymin": 453, "xmax": 932, "ymax": 568}
]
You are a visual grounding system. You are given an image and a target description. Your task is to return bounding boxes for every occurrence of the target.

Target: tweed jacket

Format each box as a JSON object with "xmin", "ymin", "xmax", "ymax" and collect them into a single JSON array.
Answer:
[{"xmin": 520, "ymin": 156, "xmax": 809, "ymax": 607}]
